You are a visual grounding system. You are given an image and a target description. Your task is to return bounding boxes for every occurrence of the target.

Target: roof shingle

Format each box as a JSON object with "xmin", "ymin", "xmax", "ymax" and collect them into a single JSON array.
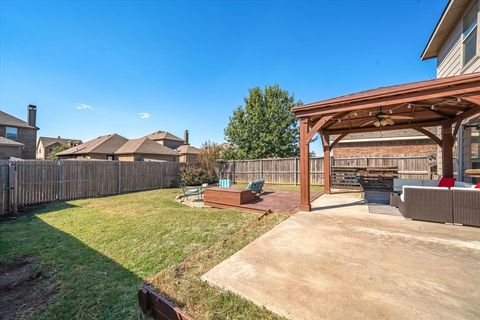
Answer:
[
  {"xmin": 145, "ymin": 131, "xmax": 184, "ymax": 142},
  {"xmin": 115, "ymin": 137, "xmax": 179, "ymax": 156},
  {"xmin": 0, "ymin": 111, "xmax": 36, "ymax": 129},
  {"xmin": 57, "ymin": 134, "xmax": 128, "ymax": 156}
]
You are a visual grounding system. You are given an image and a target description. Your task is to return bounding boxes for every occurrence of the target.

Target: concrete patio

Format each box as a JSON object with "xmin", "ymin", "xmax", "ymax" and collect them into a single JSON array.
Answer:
[{"xmin": 202, "ymin": 191, "xmax": 480, "ymax": 320}]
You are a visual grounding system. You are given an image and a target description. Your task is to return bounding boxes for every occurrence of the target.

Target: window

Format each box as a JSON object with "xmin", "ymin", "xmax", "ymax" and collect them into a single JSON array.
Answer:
[
  {"xmin": 5, "ymin": 127, "xmax": 18, "ymax": 140},
  {"xmin": 463, "ymin": 3, "xmax": 478, "ymax": 66}
]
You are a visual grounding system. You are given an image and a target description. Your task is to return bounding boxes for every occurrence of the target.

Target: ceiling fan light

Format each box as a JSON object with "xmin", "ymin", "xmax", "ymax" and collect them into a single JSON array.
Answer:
[{"xmin": 374, "ymin": 121, "xmax": 381, "ymax": 127}]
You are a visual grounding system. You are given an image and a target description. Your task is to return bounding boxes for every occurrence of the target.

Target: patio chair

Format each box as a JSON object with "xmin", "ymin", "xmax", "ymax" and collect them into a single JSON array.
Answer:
[
  {"xmin": 180, "ymin": 183, "xmax": 208, "ymax": 201},
  {"xmin": 245, "ymin": 179, "xmax": 264, "ymax": 195}
]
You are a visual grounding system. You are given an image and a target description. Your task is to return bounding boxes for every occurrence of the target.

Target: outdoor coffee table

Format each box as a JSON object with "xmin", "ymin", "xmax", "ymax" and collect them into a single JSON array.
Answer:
[{"xmin": 204, "ymin": 187, "xmax": 257, "ymax": 209}]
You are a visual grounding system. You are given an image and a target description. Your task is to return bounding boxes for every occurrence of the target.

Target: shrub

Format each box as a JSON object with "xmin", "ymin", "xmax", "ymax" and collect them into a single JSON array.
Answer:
[{"xmin": 179, "ymin": 166, "xmax": 217, "ymax": 186}]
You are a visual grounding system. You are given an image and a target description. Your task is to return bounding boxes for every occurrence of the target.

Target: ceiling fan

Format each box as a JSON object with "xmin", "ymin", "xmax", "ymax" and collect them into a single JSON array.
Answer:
[{"xmin": 361, "ymin": 112, "xmax": 414, "ymax": 128}]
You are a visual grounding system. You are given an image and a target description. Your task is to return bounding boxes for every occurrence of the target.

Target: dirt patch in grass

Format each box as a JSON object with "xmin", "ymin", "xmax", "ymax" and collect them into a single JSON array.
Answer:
[
  {"xmin": 0, "ymin": 256, "xmax": 57, "ymax": 320},
  {"xmin": 149, "ymin": 212, "xmax": 289, "ymax": 320}
]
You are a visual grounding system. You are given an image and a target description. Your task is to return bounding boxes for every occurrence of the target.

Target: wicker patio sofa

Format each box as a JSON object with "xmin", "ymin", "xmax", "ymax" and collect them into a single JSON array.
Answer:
[
  {"xmin": 401, "ymin": 186, "xmax": 453, "ymax": 223},
  {"xmin": 394, "ymin": 181, "xmax": 479, "ymax": 227},
  {"xmin": 452, "ymin": 187, "xmax": 480, "ymax": 227}
]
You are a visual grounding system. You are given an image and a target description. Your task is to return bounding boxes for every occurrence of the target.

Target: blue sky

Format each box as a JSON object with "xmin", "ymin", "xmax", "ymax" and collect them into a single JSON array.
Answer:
[{"xmin": 1, "ymin": 0, "xmax": 446, "ymax": 155}]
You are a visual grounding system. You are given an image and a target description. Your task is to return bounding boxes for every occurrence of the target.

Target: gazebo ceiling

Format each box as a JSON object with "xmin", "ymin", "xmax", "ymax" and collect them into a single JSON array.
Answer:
[{"xmin": 292, "ymin": 73, "xmax": 480, "ymax": 135}]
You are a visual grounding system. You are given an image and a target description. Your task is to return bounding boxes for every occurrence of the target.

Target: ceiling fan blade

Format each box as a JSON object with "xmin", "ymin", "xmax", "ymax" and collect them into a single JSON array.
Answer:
[
  {"xmin": 361, "ymin": 120, "xmax": 375, "ymax": 127},
  {"xmin": 389, "ymin": 115, "xmax": 414, "ymax": 120},
  {"xmin": 376, "ymin": 114, "xmax": 390, "ymax": 119},
  {"xmin": 385, "ymin": 118, "xmax": 395, "ymax": 126}
]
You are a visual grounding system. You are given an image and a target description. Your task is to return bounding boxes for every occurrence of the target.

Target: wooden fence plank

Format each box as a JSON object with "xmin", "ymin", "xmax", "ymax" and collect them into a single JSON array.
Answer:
[
  {"xmin": 0, "ymin": 160, "xmax": 180, "ymax": 214},
  {"xmin": 220, "ymin": 155, "xmax": 432, "ymax": 186}
]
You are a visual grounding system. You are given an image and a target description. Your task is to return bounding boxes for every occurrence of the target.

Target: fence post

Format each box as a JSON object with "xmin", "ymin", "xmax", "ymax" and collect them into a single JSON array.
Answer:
[
  {"xmin": 55, "ymin": 161, "xmax": 61, "ymax": 200},
  {"xmin": 260, "ymin": 158, "xmax": 264, "ymax": 180},
  {"xmin": 118, "ymin": 161, "xmax": 122, "ymax": 194},
  {"xmin": 295, "ymin": 157, "xmax": 299, "ymax": 185},
  {"xmin": 8, "ymin": 161, "xmax": 17, "ymax": 213}
]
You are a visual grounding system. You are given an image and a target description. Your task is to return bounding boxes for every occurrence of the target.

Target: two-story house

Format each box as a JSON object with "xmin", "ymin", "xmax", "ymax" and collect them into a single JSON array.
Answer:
[
  {"xmin": 0, "ymin": 105, "xmax": 38, "ymax": 159},
  {"xmin": 333, "ymin": 0, "xmax": 480, "ymax": 182},
  {"xmin": 422, "ymin": 0, "xmax": 480, "ymax": 181},
  {"xmin": 146, "ymin": 129, "xmax": 200, "ymax": 162},
  {"xmin": 36, "ymin": 136, "xmax": 83, "ymax": 160}
]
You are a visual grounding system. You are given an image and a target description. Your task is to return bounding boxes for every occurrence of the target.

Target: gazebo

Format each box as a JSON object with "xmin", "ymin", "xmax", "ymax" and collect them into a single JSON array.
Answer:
[{"xmin": 292, "ymin": 73, "xmax": 480, "ymax": 211}]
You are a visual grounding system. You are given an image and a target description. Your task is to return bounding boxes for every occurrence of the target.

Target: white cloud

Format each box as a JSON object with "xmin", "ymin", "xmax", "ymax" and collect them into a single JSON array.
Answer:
[
  {"xmin": 139, "ymin": 112, "xmax": 151, "ymax": 119},
  {"xmin": 76, "ymin": 103, "xmax": 94, "ymax": 110}
]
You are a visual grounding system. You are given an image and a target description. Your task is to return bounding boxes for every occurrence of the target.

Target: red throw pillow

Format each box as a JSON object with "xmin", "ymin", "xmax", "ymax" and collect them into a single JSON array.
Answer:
[
  {"xmin": 438, "ymin": 177, "xmax": 456, "ymax": 188},
  {"xmin": 475, "ymin": 183, "xmax": 480, "ymax": 189}
]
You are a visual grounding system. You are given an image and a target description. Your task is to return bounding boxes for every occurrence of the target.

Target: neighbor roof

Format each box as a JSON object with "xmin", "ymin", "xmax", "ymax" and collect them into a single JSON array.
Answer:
[
  {"xmin": 57, "ymin": 134, "xmax": 128, "ymax": 156},
  {"xmin": 145, "ymin": 131, "xmax": 184, "ymax": 142},
  {"xmin": 0, "ymin": 136, "xmax": 24, "ymax": 147},
  {"xmin": 38, "ymin": 136, "xmax": 83, "ymax": 148},
  {"xmin": 115, "ymin": 137, "xmax": 179, "ymax": 156},
  {"xmin": 0, "ymin": 110, "xmax": 36, "ymax": 129},
  {"xmin": 176, "ymin": 144, "xmax": 201, "ymax": 155},
  {"xmin": 421, "ymin": 0, "xmax": 472, "ymax": 60}
]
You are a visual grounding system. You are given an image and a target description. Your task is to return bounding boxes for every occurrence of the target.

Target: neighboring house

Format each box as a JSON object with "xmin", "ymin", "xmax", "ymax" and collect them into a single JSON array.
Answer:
[
  {"xmin": 57, "ymin": 134, "xmax": 128, "ymax": 160},
  {"xmin": 146, "ymin": 129, "xmax": 201, "ymax": 162},
  {"xmin": 421, "ymin": 0, "xmax": 480, "ymax": 181},
  {"xmin": 115, "ymin": 137, "xmax": 179, "ymax": 162},
  {"xmin": 0, "ymin": 105, "xmax": 38, "ymax": 159},
  {"xmin": 36, "ymin": 136, "xmax": 83, "ymax": 159},
  {"xmin": 176, "ymin": 144, "xmax": 201, "ymax": 163},
  {"xmin": 145, "ymin": 130, "xmax": 186, "ymax": 149}
]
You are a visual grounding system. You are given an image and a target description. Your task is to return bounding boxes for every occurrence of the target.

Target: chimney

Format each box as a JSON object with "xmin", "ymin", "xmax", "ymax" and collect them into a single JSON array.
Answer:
[
  {"xmin": 28, "ymin": 105, "xmax": 37, "ymax": 127},
  {"xmin": 184, "ymin": 130, "xmax": 189, "ymax": 144}
]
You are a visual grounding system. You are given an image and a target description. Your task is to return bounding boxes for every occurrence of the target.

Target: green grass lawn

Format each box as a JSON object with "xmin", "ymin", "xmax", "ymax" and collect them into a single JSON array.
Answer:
[{"xmin": 0, "ymin": 188, "xmax": 288, "ymax": 319}]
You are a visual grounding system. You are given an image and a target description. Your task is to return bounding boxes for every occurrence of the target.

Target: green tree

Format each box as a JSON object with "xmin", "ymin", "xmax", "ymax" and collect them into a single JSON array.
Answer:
[
  {"xmin": 47, "ymin": 145, "xmax": 66, "ymax": 160},
  {"xmin": 224, "ymin": 85, "xmax": 300, "ymax": 159}
]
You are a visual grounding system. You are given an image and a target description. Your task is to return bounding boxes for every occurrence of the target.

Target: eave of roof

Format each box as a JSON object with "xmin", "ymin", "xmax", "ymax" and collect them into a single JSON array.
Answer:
[
  {"xmin": 292, "ymin": 72, "xmax": 480, "ymax": 114},
  {"xmin": 421, "ymin": 0, "xmax": 472, "ymax": 60}
]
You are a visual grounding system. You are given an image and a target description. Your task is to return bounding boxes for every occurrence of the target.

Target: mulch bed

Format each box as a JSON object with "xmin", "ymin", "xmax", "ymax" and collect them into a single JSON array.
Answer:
[{"xmin": 0, "ymin": 256, "xmax": 57, "ymax": 320}]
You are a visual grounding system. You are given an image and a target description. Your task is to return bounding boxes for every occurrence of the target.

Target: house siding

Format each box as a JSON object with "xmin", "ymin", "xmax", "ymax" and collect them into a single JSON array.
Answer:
[
  {"xmin": 435, "ymin": 0, "xmax": 480, "ymax": 180},
  {"xmin": 437, "ymin": 1, "xmax": 480, "ymax": 78}
]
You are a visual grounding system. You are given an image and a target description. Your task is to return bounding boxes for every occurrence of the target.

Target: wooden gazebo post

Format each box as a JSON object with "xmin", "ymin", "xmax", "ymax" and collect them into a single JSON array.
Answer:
[
  {"xmin": 322, "ymin": 133, "xmax": 331, "ymax": 194},
  {"xmin": 299, "ymin": 118, "xmax": 311, "ymax": 211},
  {"xmin": 441, "ymin": 122, "xmax": 454, "ymax": 178}
]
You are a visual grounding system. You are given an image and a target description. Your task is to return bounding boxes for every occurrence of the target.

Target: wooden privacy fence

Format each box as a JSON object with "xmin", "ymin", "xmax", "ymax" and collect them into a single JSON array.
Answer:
[
  {"xmin": 218, "ymin": 155, "xmax": 432, "ymax": 186},
  {"xmin": 0, "ymin": 160, "xmax": 180, "ymax": 214}
]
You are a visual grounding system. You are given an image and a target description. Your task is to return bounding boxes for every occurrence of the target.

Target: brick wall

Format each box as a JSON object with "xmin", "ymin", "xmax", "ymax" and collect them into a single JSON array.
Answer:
[
  {"xmin": 333, "ymin": 140, "xmax": 437, "ymax": 157},
  {"xmin": 0, "ymin": 146, "xmax": 22, "ymax": 159},
  {"xmin": 0, "ymin": 126, "xmax": 37, "ymax": 159},
  {"xmin": 18, "ymin": 128, "xmax": 37, "ymax": 159}
]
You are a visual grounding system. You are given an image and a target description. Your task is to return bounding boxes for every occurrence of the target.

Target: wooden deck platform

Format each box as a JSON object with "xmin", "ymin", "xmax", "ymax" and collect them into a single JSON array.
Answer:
[{"xmin": 205, "ymin": 189, "xmax": 321, "ymax": 214}]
